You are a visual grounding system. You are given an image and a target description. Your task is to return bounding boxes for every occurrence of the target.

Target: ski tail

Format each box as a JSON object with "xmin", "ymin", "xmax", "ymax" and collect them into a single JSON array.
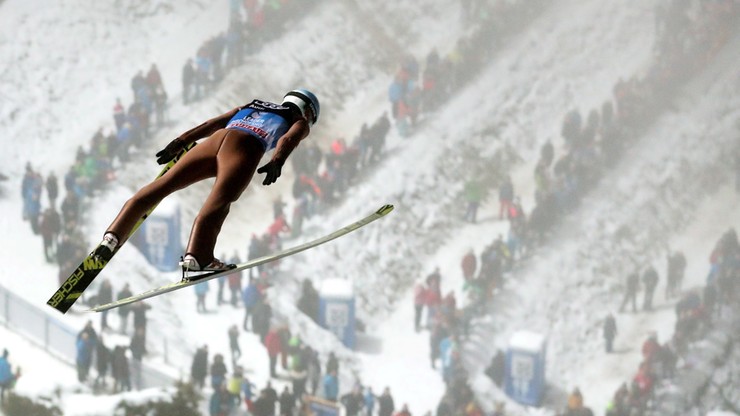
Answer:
[
  {"xmin": 87, "ymin": 204, "xmax": 395, "ymax": 312},
  {"xmin": 46, "ymin": 143, "xmax": 196, "ymax": 314}
]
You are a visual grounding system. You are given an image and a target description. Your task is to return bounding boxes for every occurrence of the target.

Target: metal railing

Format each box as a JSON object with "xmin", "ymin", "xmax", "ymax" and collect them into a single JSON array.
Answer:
[{"xmin": 0, "ymin": 283, "xmax": 172, "ymax": 389}]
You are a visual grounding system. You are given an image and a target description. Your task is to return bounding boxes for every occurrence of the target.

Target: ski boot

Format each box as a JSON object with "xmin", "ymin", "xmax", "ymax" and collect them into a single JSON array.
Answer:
[
  {"xmin": 180, "ymin": 254, "xmax": 235, "ymax": 282},
  {"xmin": 93, "ymin": 233, "xmax": 119, "ymax": 262}
]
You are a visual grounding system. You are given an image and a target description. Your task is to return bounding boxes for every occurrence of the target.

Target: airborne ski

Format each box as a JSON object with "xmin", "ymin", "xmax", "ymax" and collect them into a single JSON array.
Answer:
[
  {"xmin": 87, "ymin": 204, "xmax": 394, "ymax": 312},
  {"xmin": 47, "ymin": 143, "xmax": 197, "ymax": 314}
]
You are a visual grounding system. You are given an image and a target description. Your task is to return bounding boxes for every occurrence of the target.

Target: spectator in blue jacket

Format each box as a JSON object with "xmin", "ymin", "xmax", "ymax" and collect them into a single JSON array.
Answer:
[
  {"xmin": 21, "ymin": 163, "xmax": 43, "ymax": 233},
  {"xmin": 323, "ymin": 369, "xmax": 339, "ymax": 402},
  {"xmin": 364, "ymin": 386, "xmax": 375, "ymax": 416},
  {"xmin": 242, "ymin": 276, "xmax": 261, "ymax": 330},
  {"xmin": 76, "ymin": 332, "xmax": 94, "ymax": 382},
  {"xmin": 210, "ymin": 383, "xmax": 233, "ymax": 416},
  {"xmin": 195, "ymin": 280, "xmax": 209, "ymax": 313},
  {"xmin": 0, "ymin": 349, "xmax": 16, "ymax": 402}
]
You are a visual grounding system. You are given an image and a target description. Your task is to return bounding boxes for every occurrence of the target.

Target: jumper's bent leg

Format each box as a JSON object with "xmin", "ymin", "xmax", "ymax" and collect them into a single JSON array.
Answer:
[
  {"xmin": 185, "ymin": 132, "xmax": 264, "ymax": 263},
  {"xmin": 105, "ymin": 135, "xmax": 223, "ymax": 243}
]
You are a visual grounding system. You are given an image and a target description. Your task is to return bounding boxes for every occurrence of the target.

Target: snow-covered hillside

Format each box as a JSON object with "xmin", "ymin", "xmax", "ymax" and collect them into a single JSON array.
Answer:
[{"xmin": 0, "ymin": 0, "xmax": 739, "ymax": 415}]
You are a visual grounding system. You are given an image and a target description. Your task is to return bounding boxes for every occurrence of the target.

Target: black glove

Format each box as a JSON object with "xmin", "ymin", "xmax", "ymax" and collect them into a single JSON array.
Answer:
[
  {"xmin": 257, "ymin": 160, "xmax": 284, "ymax": 185},
  {"xmin": 155, "ymin": 138, "xmax": 185, "ymax": 165}
]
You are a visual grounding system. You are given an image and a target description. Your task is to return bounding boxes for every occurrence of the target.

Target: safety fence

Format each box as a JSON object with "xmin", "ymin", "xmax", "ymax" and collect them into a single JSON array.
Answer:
[{"xmin": 0, "ymin": 284, "xmax": 172, "ymax": 389}]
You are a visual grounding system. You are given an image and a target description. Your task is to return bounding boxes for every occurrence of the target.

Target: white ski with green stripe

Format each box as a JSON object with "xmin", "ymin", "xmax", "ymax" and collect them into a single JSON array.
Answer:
[{"xmin": 87, "ymin": 204, "xmax": 394, "ymax": 312}]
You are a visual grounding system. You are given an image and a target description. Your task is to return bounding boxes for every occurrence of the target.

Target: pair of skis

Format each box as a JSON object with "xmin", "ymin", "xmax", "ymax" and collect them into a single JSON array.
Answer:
[
  {"xmin": 89, "ymin": 204, "xmax": 393, "ymax": 312},
  {"xmin": 46, "ymin": 143, "xmax": 393, "ymax": 314}
]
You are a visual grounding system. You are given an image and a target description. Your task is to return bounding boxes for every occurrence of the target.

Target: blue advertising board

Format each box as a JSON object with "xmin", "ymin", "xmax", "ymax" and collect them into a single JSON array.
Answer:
[
  {"xmin": 504, "ymin": 330, "xmax": 546, "ymax": 406},
  {"xmin": 318, "ymin": 278, "xmax": 356, "ymax": 349}
]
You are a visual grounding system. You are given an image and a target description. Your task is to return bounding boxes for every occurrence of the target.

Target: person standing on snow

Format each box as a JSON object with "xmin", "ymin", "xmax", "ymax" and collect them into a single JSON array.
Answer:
[
  {"xmin": 228, "ymin": 324, "xmax": 242, "ymax": 366},
  {"xmin": 461, "ymin": 249, "xmax": 477, "ymax": 283},
  {"xmin": 195, "ymin": 279, "xmax": 210, "ymax": 313},
  {"xmin": 603, "ymin": 313, "xmax": 617, "ymax": 353},
  {"xmin": 322, "ymin": 369, "xmax": 339, "ymax": 402},
  {"xmin": 76, "ymin": 332, "xmax": 94, "ymax": 382},
  {"xmin": 619, "ymin": 271, "xmax": 639, "ymax": 313},
  {"xmin": 211, "ymin": 353, "xmax": 229, "ymax": 389},
  {"xmin": 117, "ymin": 282, "xmax": 134, "ymax": 334},
  {"xmin": 665, "ymin": 250, "xmax": 686, "ymax": 299},
  {"xmin": 227, "ymin": 252, "xmax": 243, "ymax": 306},
  {"xmin": 264, "ymin": 327, "xmax": 283, "ymax": 378},
  {"xmin": 96, "ymin": 279, "xmax": 114, "ymax": 331},
  {"xmin": 306, "ymin": 347, "xmax": 322, "ymax": 396},
  {"xmin": 94, "ymin": 336, "xmax": 111, "ymax": 388},
  {"xmin": 242, "ymin": 275, "xmax": 262, "ymax": 330},
  {"xmin": 111, "ymin": 345, "xmax": 131, "ymax": 392},
  {"xmin": 253, "ymin": 389, "xmax": 272, "ymax": 416},
  {"xmin": 191, "ymin": 345, "xmax": 209, "ymax": 389},
  {"xmin": 39, "ymin": 205, "xmax": 61, "ymax": 262},
  {"xmin": 92, "ymin": 90, "xmax": 320, "ymax": 275},
  {"xmin": 413, "ymin": 280, "xmax": 427, "ymax": 332},
  {"xmin": 46, "ymin": 171, "xmax": 59, "ymax": 208},
  {"xmin": 297, "ymin": 278, "xmax": 320, "ymax": 323},
  {"xmin": 642, "ymin": 265, "xmax": 659, "ymax": 311},
  {"xmin": 463, "ymin": 177, "xmax": 484, "ymax": 223},
  {"xmin": 377, "ymin": 387, "xmax": 395, "ymax": 416},
  {"xmin": 279, "ymin": 385, "xmax": 296, "ymax": 416},
  {"xmin": 498, "ymin": 175, "xmax": 514, "ymax": 220},
  {"xmin": 0, "ymin": 349, "xmax": 16, "ymax": 402},
  {"xmin": 363, "ymin": 386, "xmax": 375, "ymax": 416},
  {"xmin": 340, "ymin": 386, "xmax": 365, "ymax": 416},
  {"xmin": 129, "ymin": 327, "xmax": 146, "ymax": 390}
]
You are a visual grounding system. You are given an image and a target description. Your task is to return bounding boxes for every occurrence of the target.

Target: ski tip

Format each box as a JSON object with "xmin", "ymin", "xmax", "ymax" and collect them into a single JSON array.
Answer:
[
  {"xmin": 376, "ymin": 204, "xmax": 394, "ymax": 216},
  {"xmin": 85, "ymin": 303, "xmax": 112, "ymax": 313}
]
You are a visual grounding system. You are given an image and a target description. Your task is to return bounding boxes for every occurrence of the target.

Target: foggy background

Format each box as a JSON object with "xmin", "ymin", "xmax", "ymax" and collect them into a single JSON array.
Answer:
[{"xmin": 0, "ymin": 0, "xmax": 739, "ymax": 415}]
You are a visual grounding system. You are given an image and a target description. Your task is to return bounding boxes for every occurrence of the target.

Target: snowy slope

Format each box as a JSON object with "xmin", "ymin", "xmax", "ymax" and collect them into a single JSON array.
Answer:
[
  {"xmin": 468, "ymin": 38, "xmax": 740, "ymax": 413},
  {"xmin": 0, "ymin": 0, "xmax": 228, "ymax": 177}
]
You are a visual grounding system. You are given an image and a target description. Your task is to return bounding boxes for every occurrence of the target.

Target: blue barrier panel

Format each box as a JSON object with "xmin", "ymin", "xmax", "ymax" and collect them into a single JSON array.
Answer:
[
  {"xmin": 133, "ymin": 198, "xmax": 181, "ymax": 271},
  {"xmin": 505, "ymin": 330, "xmax": 547, "ymax": 406},
  {"xmin": 318, "ymin": 278, "xmax": 356, "ymax": 350}
]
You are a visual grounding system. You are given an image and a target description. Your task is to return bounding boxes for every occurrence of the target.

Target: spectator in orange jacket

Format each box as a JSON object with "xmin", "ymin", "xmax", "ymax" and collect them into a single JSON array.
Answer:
[{"xmin": 567, "ymin": 387, "xmax": 584, "ymax": 411}]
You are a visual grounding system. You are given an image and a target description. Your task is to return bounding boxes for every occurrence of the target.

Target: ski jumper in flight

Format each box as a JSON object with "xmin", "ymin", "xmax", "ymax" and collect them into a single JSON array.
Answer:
[{"xmin": 94, "ymin": 89, "xmax": 320, "ymax": 272}]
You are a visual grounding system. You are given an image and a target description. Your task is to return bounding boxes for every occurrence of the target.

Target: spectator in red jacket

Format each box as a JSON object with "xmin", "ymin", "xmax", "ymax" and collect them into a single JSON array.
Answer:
[
  {"xmin": 264, "ymin": 327, "xmax": 283, "ymax": 378},
  {"xmin": 641, "ymin": 333, "xmax": 661, "ymax": 365},
  {"xmin": 498, "ymin": 175, "xmax": 514, "ymax": 220},
  {"xmin": 632, "ymin": 361, "xmax": 654, "ymax": 402},
  {"xmin": 267, "ymin": 214, "xmax": 291, "ymax": 239},
  {"xmin": 394, "ymin": 404, "xmax": 411, "ymax": 416}
]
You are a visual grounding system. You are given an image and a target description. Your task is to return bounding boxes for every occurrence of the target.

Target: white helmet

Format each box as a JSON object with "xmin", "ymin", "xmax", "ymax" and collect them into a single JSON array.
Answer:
[{"xmin": 282, "ymin": 89, "xmax": 320, "ymax": 126}]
